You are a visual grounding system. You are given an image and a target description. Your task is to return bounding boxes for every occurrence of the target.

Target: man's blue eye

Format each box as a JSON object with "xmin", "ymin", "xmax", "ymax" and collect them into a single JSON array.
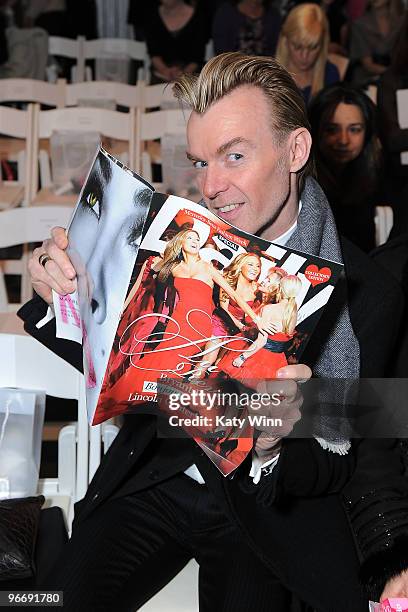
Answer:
[
  {"xmin": 227, "ymin": 153, "xmax": 243, "ymax": 161},
  {"xmin": 193, "ymin": 160, "xmax": 207, "ymax": 169}
]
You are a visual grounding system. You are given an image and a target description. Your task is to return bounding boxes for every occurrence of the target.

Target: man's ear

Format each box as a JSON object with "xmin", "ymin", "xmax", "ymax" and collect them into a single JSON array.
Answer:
[{"xmin": 288, "ymin": 128, "xmax": 312, "ymax": 173}]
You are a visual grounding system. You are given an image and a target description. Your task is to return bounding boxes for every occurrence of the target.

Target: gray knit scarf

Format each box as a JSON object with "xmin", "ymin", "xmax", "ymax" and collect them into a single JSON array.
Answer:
[
  {"xmin": 287, "ymin": 176, "xmax": 360, "ymax": 379},
  {"xmin": 286, "ymin": 177, "xmax": 360, "ymax": 454}
]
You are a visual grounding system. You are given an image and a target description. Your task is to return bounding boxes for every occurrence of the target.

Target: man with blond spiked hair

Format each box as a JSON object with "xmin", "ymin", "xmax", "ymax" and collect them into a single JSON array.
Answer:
[{"xmin": 19, "ymin": 52, "xmax": 408, "ymax": 610}]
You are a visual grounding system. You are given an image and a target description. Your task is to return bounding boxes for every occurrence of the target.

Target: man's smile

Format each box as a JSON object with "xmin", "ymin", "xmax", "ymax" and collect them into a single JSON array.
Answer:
[
  {"xmin": 217, "ymin": 203, "xmax": 243, "ymax": 213},
  {"xmin": 211, "ymin": 202, "xmax": 245, "ymax": 221}
]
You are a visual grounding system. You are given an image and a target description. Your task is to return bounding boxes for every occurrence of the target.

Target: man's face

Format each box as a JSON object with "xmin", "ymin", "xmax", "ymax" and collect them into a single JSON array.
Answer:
[{"xmin": 186, "ymin": 85, "xmax": 292, "ymax": 237}]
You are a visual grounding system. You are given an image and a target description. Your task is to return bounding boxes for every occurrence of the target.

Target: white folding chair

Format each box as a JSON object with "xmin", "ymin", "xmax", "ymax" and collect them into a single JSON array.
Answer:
[
  {"xmin": 0, "ymin": 105, "xmax": 34, "ymax": 210},
  {"xmin": 30, "ymin": 104, "xmax": 138, "ymax": 207},
  {"xmin": 65, "ymin": 80, "xmax": 141, "ymax": 110},
  {"xmin": 375, "ymin": 205, "xmax": 393, "ymax": 246},
  {"xmin": 0, "ymin": 105, "xmax": 37, "ymax": 309},
  {"xmin": 140, "ymin": 81, "xmax": 181, "ymax": 110},
  {"xmin": 83, "ymin": 38, "xmax": 150, "ymax": 83},
  {"xmin": 0, "ymin": 206, "xmax": 73, "ymax": 247},
  {"xmin": 0, "ymin": 315, "xmax": 119, "ymax": 531},
  {"xmin": 65, "ymin": 80, "xmax": 180, "ymax": 112},
  {"xmin": 366, "ymin": 84, "xmax": 378, "ymax": 105},
  {"xmin": 0, "ymin": 206, "xmax": 73, "ymax": 308},
  {"xmin": 0, "ymin": 78, "xmax": 65, "ymax": 108},
  {"xmin": 0, "ymin": 324, "xmax": 82, "ymax": 529},
  {"xmin": 136, "ymin": 108, "xmax": 189, "ymax": 188},
  {"xmin": 48, "ymin": 35, "xmax": 85, "ymax": 83}
]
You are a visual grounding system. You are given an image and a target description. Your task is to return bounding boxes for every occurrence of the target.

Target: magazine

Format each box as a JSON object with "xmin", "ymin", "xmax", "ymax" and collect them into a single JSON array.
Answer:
[
  {"xmin": 61, "ymin": 148, "xmax": 344, "ymax": 476},
  {"xmin": 57, "ymin": 147, "xmax": 154, "ymax": 420},
  {"xmin": 94, "ymin": 193, "xmax": 343, "ymax": 473}
]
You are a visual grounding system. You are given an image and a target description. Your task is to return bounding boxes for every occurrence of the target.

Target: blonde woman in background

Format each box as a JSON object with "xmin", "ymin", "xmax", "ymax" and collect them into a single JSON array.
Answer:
[{"xmin": 276, "ymin": 3, "xmax": 340, "ymax": 104}]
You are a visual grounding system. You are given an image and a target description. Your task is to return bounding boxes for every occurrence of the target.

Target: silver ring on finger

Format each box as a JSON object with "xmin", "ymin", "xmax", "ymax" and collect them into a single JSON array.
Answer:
[{"xmin": 39, "ymin": 253, "xmax": 53, "ymax": 268}]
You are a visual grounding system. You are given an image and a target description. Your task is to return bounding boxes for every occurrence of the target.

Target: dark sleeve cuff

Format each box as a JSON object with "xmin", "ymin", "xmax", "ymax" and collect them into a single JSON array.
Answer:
[
  {"xmin": 272, "ymin": 438, "xmax": 355, "ymax": 501},
  {"xmin": 17, "ymin": 293, "xmax": 84, "ymax": 373},
  {"xmin": 359, "ymin": 534, "xmax": 408, "ymax": 601},
  {"xmin": 237, "ymin": 439, "xmax": 355, "ymax": 508},
  {"xmin": 344, "ymin": 485, "xmax": 408, "ymax": 556},
  {"xmin": 343, "ymin": 477, "xmax": 408, "ymax": 600},
  {"xmin": 17, "ymin": 292, "xmax": 49, "ymax": 330}
]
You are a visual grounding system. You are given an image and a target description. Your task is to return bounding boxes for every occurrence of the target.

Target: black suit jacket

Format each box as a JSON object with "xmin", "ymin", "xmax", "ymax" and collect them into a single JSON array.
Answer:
[{"xmin": 18, "ymin": 237, "xmax": 408, "ymax": 598}]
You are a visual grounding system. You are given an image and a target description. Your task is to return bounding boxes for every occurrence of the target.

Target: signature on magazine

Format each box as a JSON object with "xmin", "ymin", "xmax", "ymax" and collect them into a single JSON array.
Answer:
[{"xmin": 118, "ymin": 310, "xmax": 251, "ymax": 379}]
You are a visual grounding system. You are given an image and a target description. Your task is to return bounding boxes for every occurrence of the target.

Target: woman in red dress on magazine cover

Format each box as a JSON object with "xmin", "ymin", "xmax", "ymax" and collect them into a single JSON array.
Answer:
[
  {"xmin": 101, "ymin": 229, "xmax": 182, "ymax": 392},
  {"xmin": 100, "ymin": 228, "xmax": 272, "ymax": 406},
  {"xmin": 194, "ymin": 252, "xmax": 262, "ymax": 378},
  {"xmin": 217, "ymin": 274, "xmax": 302, "ymax": 381}
]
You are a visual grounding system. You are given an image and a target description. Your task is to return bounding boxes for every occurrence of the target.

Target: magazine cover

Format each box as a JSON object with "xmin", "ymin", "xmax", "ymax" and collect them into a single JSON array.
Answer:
[
  {"xmin": 91, "ymin": 191, "xmax": 344, "ymax": 473},
  {"xmin": 63, "ymin": 147, "xmax": 154, "ymax": 421}
]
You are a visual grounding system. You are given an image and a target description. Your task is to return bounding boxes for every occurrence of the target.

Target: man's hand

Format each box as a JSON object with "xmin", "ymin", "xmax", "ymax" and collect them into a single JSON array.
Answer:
[
  {"xmin": 28, "ymin": 226, "xmax": 77, "ymax": 305},
  {"xmin": 251, "ymin": 364, "xmax": 312, "ymax": 460},
  {"xmin": 381, "ymin": 569, "xmax": 408, "ymax": 600},
  {"xmin": 275, "ymin": 364, "xmax": 311, "ymax": 382}
]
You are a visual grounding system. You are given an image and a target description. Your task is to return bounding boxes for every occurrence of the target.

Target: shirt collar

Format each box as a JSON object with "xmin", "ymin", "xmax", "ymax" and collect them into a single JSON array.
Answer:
[{"xmin": 270, "ymin": 200, "xmax": 302, "ymax": 246}]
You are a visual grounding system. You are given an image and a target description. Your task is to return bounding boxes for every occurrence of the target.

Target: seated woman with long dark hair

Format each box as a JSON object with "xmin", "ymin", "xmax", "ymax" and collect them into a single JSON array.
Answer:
[{"xmin": 309, "ymin": 84, "xmax": 387, "ymax": 252}]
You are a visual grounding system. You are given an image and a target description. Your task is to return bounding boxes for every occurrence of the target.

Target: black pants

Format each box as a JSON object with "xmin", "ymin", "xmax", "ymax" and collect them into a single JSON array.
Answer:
[
  {"xmin": 39, "ymin": 473, "xmax": 294, "ymax": 612},
  {"xmin": 39, "ymin": 473, "xmax": 366, "ymax": 612}
]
